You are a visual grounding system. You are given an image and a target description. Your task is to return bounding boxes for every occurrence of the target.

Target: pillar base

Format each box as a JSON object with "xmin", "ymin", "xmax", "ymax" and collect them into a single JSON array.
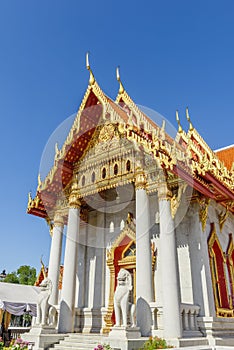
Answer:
[
  {"xmin": 109, "ymin": 326, "xmax": 141, "ymax": 339},
  {"xmin": 23, "ymin": 325, "xmax": 65, "ymax": 350},
  {"xmin": 109, "ymin": 326, "xmax": 143, "ymax": 350}
]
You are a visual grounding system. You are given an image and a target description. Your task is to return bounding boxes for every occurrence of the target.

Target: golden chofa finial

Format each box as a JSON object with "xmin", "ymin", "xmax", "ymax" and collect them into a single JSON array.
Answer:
[
  {"xmin": 37, "ymin": 173, "xmax": 42, "ymax": 191},
  {"xmin": 116, "ymin": 66, "xmax": 125, "ymax": 94},
  {"xmin": 176, "ymin": 110, "xmax": 183, "ymax": 133},
  {"xmin": 186, "ymin": 107, "xmax": 194, "ymax": 131},
  {"xmin": 160, "ymin": 119, "xmax": 166, "ymax": 140},
  {"xmin": 86, "ymin": 52, "xmax": 95, "ymax": 85},
  {"xmin": 55, "ymin": 142, "xmax": 60, "ymax": 159},
  {"xmin": 27, "ymin": 191, "xmax": 33, "ymax": 207}
]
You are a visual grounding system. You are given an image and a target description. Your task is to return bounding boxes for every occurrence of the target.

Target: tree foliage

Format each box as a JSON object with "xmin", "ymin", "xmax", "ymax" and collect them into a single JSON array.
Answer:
[
  {"xmin": 2, "ymin": 265, "xmax": 37, "ymax": 285},
  {"xmin": 3, "ymin": 272, "xmax": 19, "ymax": 284}
]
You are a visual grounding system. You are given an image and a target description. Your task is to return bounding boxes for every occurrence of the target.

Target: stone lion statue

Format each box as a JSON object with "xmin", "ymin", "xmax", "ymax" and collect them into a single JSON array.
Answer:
[
  {"xmin": 114, "ymin": 268, "xmax": 136, "ymax": 327},
  {"xmin": 36, "ymin": 278, "xmax": 57, "ymax": 327}
]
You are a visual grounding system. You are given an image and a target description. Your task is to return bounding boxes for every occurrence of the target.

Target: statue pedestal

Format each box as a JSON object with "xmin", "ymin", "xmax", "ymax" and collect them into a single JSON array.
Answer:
[
  {"xmin": 109, "ymin": 326, "xmax": 141, "ymax": 339},
  {"xmin": 23, "ymin": 325, "xmax": 65, "ymax": 350},
  {"xmin": 109, "ymin": 326, "xmax": 144, "ymax": 350}
]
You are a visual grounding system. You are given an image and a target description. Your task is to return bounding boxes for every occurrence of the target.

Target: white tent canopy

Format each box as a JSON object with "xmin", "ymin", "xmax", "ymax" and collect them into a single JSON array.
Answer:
[{"xmin": 0, "ymin": 282, "xmax": 40, "ymax": 316}]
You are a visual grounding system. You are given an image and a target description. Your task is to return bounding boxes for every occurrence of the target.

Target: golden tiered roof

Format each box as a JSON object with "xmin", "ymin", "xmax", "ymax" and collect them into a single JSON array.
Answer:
[{"xmin": 27, "ymin": 57, "xmax": 234, "ymax": 221}]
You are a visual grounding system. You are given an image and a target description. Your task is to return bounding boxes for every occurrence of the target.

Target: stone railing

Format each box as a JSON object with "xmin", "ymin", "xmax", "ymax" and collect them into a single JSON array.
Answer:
[
  {"xmin": 8, "ymin": 327, "xmax": 31, "ymax": 340},
  {"xmin": 180, "ymin": 303, "xmax": 201, "ymax": 336}
]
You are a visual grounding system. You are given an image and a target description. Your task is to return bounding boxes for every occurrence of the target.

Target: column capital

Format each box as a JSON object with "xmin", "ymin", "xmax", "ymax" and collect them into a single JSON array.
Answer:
[
  {"xmin": 157, "ymin": 181, "xmax": 172, "ymax": 201},
  {"xmin": 53, "ymin": 212, "xmax": 64, "ymax": 227},
  {"xmin": 69, "ymin": 181, "xmax": 82, "ymax": 209},
  {"xmin": 135, "ymin": 168, "xmax": 147, "ymax": 190}
]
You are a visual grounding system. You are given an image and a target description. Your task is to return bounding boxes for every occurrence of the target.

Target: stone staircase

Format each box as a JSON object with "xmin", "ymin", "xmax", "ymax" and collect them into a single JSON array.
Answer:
[{"xmin": 48, "ymin": 333, "xmax": 109, "ymax": 350}]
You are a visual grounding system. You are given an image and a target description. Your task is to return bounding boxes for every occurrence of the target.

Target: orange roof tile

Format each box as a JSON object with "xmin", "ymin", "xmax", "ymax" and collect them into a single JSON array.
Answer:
[{"xmin": 215, "ymin": 145, "xmax": 234, "ymax": 170}]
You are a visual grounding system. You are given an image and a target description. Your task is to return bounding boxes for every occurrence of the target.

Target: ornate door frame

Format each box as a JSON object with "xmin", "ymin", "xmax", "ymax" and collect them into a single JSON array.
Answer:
[{"xmin": 103, "ymin": 220, "xmax": 156, "ymax": 333}]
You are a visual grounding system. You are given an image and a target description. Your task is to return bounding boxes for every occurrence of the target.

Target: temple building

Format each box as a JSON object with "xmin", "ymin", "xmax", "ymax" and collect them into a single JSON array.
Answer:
[{"xmin": 27, "ymin": 59, "xmax": 234, "ymax": 349}]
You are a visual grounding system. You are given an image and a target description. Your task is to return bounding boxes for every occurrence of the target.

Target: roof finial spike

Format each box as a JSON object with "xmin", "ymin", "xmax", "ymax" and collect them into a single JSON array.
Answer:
[
  {"xmin": 160, "ymin": 119, "xmax": 166, "ymax": 140},
  {"xmin": 28, "ymin": 191, "xmax": 32, "ymax": 203},
  {"xmin": 37, "ymin": 173, "xmax": 42, "ymax": 190},
  {"xmin": 55, "ymin": 142, "xmax": 59, "ymax": 156},
  {"xmin": 186, "ymin": 107, "xmax": 194, "ymax": 131},
  {"xmin": 116, "ymin": 66, "xmax": 125, "ymax": 94},
  {"xmin": 176, "ymin": 110, "xmax": 183, "ymax": 133},
  {"xmin": 86, "ymin": 52, "xmax": 95, "ymax": 85}
]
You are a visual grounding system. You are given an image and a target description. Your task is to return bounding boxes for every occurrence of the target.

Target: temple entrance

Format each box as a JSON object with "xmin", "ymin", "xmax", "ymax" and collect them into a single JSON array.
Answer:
[
  {"xmin": 103, "ymin": 220, "xmax": 136, "ymax": 333},
  {"xmin": 103, "ymin": 218, "xmax": 156, "ymax": 333},
  {"xmin": 118, "ymin": 240, "xmax": 136, "ymax": 305}
]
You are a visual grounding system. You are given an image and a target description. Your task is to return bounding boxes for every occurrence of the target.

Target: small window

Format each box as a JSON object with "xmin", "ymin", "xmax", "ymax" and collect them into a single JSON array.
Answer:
[
  {"xmin": 91, "ymin": 171, "xmax": 95, "ymax": 183},
  {"xmin": 114, "ymin": 164, "xmax": 118, "ymax": 175},
  {"xmin": 110, "ymin": 221, "xmax": 114, "ymax": 233},
  {"xmin": 126, "ymin": 160, "xmax": 131, "ymax": 172},
  {"xmin": 120, "ymin": 219, "xmax": 125, "ymax": 230},
  {"xmin": 102, "ymin": 167, "xmax": 106, "ymax": 179},
  {"xmin": 82, "ymin": 175, "xmax": 85, "ymax": 186}
]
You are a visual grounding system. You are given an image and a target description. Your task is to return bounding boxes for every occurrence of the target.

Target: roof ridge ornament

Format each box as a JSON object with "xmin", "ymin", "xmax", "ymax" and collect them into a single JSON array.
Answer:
[
  {"xmin": 160, "ymin": 119, "xmax": 166, "ymax": 140},
  {"xmin": 86, "ymin": 52, "xmax": 95, "ymax": 85},
  {"xmin": 116, "ymin": 66, "xmax": 125, "ymax": 94},
  {"xmin": 37, "ymin": 173, "xmax": 42, "ymax": 191},
  {"xmin": 176, "ymin": 110, "xmax": 183, "ymax": 133},
  {"xmin": 186, "ymin": 107, "xmax": 194, "ymax": 132}
]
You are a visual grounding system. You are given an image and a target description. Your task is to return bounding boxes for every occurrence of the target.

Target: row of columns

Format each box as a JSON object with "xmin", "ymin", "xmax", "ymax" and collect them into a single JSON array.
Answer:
[
  {"xmin": 135, "ymin": 169, "xmax": 182, "ymax": 338},
  {"xmin": 47, "ymin": 175, "xmax": 182, "ymax": 337}
]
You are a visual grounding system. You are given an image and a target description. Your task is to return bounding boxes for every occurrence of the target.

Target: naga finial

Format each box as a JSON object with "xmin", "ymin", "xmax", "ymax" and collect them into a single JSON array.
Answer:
[
  {"xmin": 116, "ymin": 66, "xmax": 125, "ymax": 94},
  {"xmin": 55, "ymin": 142, "xmax": 59, "ymax": 157},
  {"xmin": 176, "ymin": 110, "xmax": 183, "ymax": 133},
  {"xmin": 160, "ymin": 120, "xmax": 166, "ymax": 140},
  {"xmin": 186, "ymin": 107, "xmax": 194, "ymax": 131},
  {"xmin": 28, "ymin": 191, "xmax": 32, "ymax": 207},
  {"xmin": 86, "ymin": 52, "xmax": 95, "ymax": 85}
]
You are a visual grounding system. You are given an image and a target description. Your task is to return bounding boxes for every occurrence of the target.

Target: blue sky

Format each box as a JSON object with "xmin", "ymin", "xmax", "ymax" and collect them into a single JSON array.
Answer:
[{"xmin": 0, "ymin": 0, "xmax": 233, "ymax": 274}]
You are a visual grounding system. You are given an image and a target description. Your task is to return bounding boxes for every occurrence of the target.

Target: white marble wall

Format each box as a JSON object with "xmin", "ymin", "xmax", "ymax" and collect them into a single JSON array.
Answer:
[{"xmin": 73, "ymin": 185, "xmax": 234, "ymax": 336}]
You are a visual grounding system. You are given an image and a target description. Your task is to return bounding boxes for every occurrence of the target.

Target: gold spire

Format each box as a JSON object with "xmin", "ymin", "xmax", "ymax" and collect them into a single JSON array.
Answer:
[
  {"xmin": 116, "ymin": 66, "xmax": 125, "ymax": 94},
  {"xmin": 186, "ymin": 107, "xmax": 194, "ymax": 131},
  {"xmin": 86, "ymin": 52, "xmax": 95, "ymax": 85},
  {"xmin": 176, "ymin": 110, "xmax": 183, "ymax": 133}
]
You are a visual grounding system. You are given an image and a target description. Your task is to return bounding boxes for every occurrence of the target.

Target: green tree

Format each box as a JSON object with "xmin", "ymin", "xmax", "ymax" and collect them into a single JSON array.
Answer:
[
  {"xmin": 17, "ymin": 265, "xmax": 37, "ymax": 285},
  {"xmin": 2, "ymin": 265, "xmax": 37, "ymax": 285},
  {"xmin": 3, "ymin": 272, "xmax": 19, "ymax": 284}
]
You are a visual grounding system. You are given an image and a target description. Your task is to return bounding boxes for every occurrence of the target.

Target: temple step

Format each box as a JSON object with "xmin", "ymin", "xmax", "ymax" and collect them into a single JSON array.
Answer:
[{"xmin": 48, "ymin": 333, "xmax": 109, "ymax": 350}]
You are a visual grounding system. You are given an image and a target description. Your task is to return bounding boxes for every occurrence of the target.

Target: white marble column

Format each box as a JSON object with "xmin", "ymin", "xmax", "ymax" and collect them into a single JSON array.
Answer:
[
  {"xmin": 158, "ymin": 182, "xmax": 182, "ymax": 339},
  {"xmin": 135, "ymin": 170, "xmax": 153, "ymax": 336},
  {"xmin": 188, "ymin": 204, "xmax": 215, "ymax": 317},
  {"xmin": 58, "ymin": 182, "xmax": 81, "ymax": 333},
  {"xmin": 48, "ymin": 213, "xmax": 64, "ymax": 305}
]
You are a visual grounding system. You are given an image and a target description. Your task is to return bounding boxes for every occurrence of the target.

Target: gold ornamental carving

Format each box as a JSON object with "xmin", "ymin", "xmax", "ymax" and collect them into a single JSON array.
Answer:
[
  {"xmin": 99, "ymin": 124, "xmax": 115, "ymax": 142},
  {"xmin": 53, "ymin": 213, "xmax": 64, "ymax": 228},
  {"xmin": 218, "ymin": 206, "xmax": 229, "ymax": 232},
  {"xmin": 170, "ymin": 183, "xmax": 188, "ymax": 219},
  {"xmin": 45, "ymin": 217, "xmax": 53, "ymax": 236},
  {"xmin": 197, "ymin": 196, "xmax": 210, "ymax": 232},
  {"xmin": 135, "ymin": 168, "xmax": 147, "ymax": 190},
  {"xmin": 69, "ymin": 182, "xmax": 81, "ymax": 209},
  {"xmin": 157, "ymin": 181, "xmax": 172, "ymax": 202}
]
